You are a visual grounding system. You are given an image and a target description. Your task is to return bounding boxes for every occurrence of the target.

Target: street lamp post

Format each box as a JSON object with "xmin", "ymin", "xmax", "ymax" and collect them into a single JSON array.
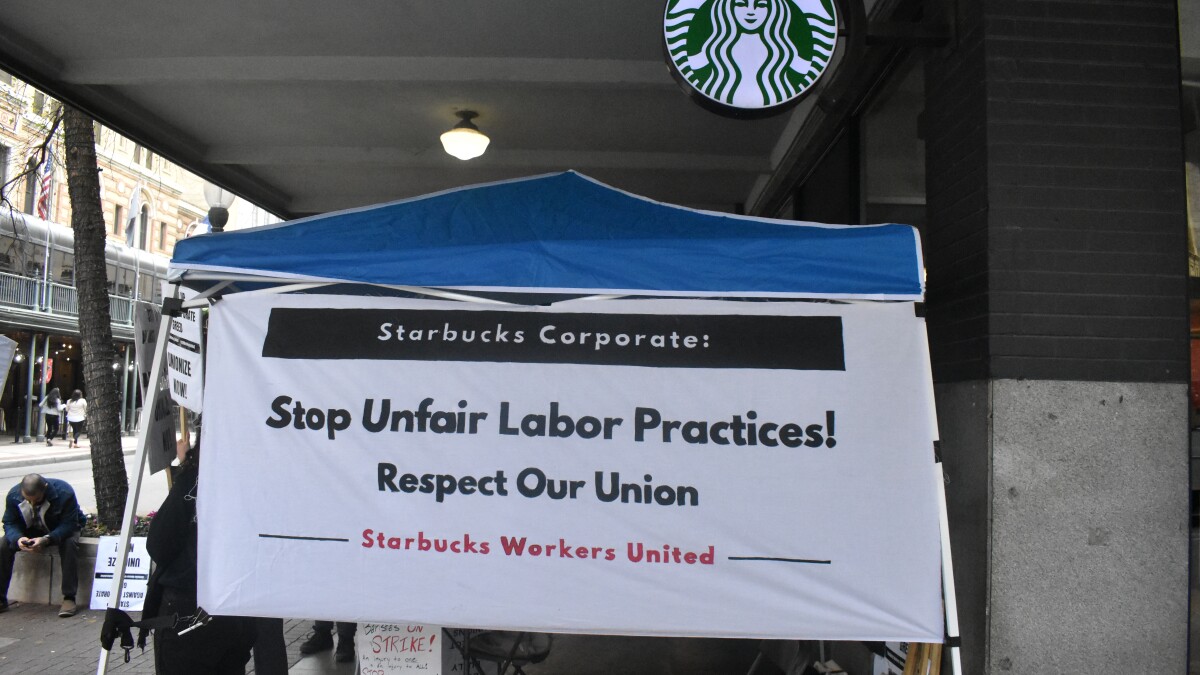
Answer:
[{"xmin": 203, "ymin": 182, "xmax": 236, "ymax": 233}]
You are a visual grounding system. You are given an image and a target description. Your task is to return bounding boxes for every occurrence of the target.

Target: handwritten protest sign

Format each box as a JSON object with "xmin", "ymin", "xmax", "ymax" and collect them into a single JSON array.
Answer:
[{"xmin": 356, "ymin": 623, "xmax": 441, "ymax": 674}]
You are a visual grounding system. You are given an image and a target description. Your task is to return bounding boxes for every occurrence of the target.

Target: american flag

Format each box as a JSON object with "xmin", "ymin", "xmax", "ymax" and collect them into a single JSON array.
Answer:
[
  {"xmin": 126, "ymin": 184, "xmax": 143, "ymax": 248},
  {"xmin": 34, "ymin": 148, "xmax": 53, "ymax": 220}
]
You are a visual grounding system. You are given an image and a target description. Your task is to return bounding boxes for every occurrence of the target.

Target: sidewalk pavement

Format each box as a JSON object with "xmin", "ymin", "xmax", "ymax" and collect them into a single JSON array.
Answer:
[
  {"xmin": 0, "ymin": 434, "xmax": 139, "ymax": 472},
  {"xmin": 0, "ymin": 604, "xmax": 760, "ymax": 675},
  {"xmin": 0, "ymin": 603, "xmax": 326, "ymax": 674},
  {"xmin": 0, "ymin": 436, "xmax": 355, "ymax": 674}
]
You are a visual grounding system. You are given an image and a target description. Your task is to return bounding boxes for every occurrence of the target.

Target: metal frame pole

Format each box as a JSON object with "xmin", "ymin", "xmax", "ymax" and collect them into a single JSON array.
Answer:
[
  {"xmin": 95, "ymin": 291, "xmax": 177, "ymax": 674},
  {"xmin": 22, "ymin": 333, "xmax": 36, "ymax": 442},
  {"xmin": 128, "ymin": 354, "xmax": 138, "ymax": 436},
  {"xmin": 119, "ymin": 345, "xmax": 130, "ymax": 434},
  {"xmin": 935, "ymin": 462, "xmax": 963, "ymax": 675},
  {"xmin": 36, "ymin": 334, "xmax": 48, "ymax": 441}
]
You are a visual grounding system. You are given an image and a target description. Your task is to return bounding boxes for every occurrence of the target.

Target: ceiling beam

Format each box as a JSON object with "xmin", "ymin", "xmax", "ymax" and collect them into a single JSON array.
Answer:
[
  {"xmin": 62, "ymin": 57, "xmax": 675, "ymax": 87},
  {"xmin": 0, "ymin": 32, "xmax": 295, "ymax": 217},
  {"xmin": 205, "ymin": 147, "xmax": 770, "ymax": 173}
]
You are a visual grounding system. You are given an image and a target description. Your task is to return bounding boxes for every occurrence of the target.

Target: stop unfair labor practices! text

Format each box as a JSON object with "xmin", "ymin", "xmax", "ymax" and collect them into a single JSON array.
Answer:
[{"xmin": 264, "ymin": 395, "xmax": 838, "ymax": 448}]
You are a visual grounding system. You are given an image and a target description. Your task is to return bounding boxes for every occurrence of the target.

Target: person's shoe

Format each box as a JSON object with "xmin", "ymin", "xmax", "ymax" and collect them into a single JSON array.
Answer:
[
  {"xmin": 45, "ymin": 440, "xmax": 51, "ymax": 446},
  {"xmin": 0, "ymin": 599, "xmax": 9, "ymax": 613},
  {"xmin": 58, "ymin": 598, "xmax": 76, "ymax": 618},
  {"xmin": 335, "ymin": 638, "xmax": 354, "ymax": 663},
  {"xmin": 299, "ymin": 631, "xmax": 334, "ymax": 655}
]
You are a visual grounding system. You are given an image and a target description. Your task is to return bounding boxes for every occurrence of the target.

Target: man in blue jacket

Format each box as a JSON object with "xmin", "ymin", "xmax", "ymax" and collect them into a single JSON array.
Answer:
[{"xmin": 1, "ymin": 474, "xmax": 86, "ymax": 617}]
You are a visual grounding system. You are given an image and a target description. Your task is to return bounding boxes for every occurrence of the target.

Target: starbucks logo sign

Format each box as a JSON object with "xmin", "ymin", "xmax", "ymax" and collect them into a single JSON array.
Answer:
[{"xmin": 663, "ymin": 0, "xmax": 839, "ymax": 117}]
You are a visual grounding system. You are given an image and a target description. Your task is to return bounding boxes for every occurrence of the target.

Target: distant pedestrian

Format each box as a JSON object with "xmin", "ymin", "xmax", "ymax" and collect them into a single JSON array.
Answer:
[
  {"xmin": 39, "ymin": 387, "xmax": 63, "ymax": 446},
  {"xmin": 0, "ymin": 473, "xmax": 85, "ymax": 617},
  {"xmin": 64, "ymin": 390, "xmax": 86, "ymax": 449}
]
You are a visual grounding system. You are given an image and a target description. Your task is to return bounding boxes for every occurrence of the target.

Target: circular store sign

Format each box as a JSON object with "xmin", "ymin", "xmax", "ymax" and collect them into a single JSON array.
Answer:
[{"xmin": 663, "ymin": 0, "xmax": 839, "ymax": 118}]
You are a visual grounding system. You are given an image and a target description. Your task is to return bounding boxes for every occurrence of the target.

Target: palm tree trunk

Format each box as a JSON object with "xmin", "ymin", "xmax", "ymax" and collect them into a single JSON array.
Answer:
[{"xmin": 63, "ymin": 106, "xmax": 127, "ymax": 529}]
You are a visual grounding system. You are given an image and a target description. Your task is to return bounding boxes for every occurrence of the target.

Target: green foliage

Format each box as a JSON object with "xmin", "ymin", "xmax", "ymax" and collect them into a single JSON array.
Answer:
[{"xmin": 82, "ymin": 510, "xmax": 154, "ymax": 538}]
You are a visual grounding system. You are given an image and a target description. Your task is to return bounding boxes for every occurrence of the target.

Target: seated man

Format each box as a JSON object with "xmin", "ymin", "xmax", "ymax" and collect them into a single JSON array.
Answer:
[{"xmin": 0, "ymin": 474, "xmax": 86, "ymax": 617}]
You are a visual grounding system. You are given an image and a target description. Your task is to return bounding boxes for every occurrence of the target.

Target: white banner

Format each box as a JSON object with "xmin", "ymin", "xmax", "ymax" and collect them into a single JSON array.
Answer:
[
  {"xmin": 165, "ymin": 285, "xmax": 204, "ymax": 412},
  {"xmin": 197, "ymin": 294, "xmax": 942, "ymax": 641},
  {"xmin": 89, "ymin": 536, "xmax": 149, "ymax": 610}
]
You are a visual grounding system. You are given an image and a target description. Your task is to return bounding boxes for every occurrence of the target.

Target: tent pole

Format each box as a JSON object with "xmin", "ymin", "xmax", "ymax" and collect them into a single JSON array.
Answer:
[
  {"xmin": 95, "ymin": 289, "xmax": 178, "ymax": 674},
  {"xmin": 381, "ymin": 284, "xmax": 514, "ymax": 305},
  {"xmin": 564, "ymin": 294, "xmax": 628, "ymax": 302},
  {"xmin": 934, "ymin": 461, "xmax": 963, "ymax": 675},
  {"xmin": 192, "ymin": 282, "xmax": 328, "ymax": 305}
]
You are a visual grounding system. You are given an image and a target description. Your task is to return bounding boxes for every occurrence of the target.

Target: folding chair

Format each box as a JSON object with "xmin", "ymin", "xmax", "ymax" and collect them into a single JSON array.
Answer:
[{"xmin": 444, "ymin": 629, "xmax": 553, "ymax": 675}]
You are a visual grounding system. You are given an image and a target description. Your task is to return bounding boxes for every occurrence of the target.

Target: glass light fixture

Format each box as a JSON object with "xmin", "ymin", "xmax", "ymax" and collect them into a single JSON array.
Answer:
[
  {"xmin": 203, "ymin": 181, "xmax": 237, "ymax": 233},
  {"xmin": 203, "ymin": 182, "xmax": 236, "ymax": 209},
  {"xmin": 440, "ymin": 111, "xmax": 490, "ymax": 161}
]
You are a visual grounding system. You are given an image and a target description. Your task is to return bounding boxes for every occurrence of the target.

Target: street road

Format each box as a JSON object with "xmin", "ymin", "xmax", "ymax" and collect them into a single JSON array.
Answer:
[{"xmin": 0, "ymin": 454, "xmax": 170, "ymax": 517}]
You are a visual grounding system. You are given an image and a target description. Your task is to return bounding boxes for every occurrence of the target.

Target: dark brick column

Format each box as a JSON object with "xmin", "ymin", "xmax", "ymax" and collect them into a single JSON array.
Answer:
[{"xmin": 925, "ymin": 1, "xmax": 1189, "ymax": 672}]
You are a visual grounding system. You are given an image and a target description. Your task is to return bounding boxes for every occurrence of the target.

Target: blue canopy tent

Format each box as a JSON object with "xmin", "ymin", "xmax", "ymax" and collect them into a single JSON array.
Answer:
[
  {"xmin": 168, "ymin": 171, "xmax": 924, "ymax": 301},
  {"xmin": 100, "ymin": 172, "xmax": 960, "ymax": 673}
]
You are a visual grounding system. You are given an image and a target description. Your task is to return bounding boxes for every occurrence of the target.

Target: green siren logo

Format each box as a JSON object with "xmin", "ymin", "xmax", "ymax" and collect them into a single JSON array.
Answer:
[{"xmin": 664, "ymin": 0, "xmax": 838, "ymax": 116}]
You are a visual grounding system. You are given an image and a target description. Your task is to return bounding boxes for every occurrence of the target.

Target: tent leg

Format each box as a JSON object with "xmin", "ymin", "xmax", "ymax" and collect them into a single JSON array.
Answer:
[
  {"xmin": 934, "ymin": 462, "xmax": 963, "ymax": 675},
  {"xmin": 95, "ymin": 295, "xmax": 178, "ymax": 674}
]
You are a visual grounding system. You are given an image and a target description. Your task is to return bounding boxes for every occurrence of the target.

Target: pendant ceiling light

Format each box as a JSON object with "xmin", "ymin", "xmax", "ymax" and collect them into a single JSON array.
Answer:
[{"xmin": 440, "ymin": 110, "xmax": 490, "ymax": 161}]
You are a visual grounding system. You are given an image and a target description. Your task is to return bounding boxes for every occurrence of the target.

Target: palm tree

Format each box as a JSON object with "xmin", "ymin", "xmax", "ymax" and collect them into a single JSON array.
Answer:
[{"xmin": 62, "ymin": 106, "xmax": 126, "ymax": 529}]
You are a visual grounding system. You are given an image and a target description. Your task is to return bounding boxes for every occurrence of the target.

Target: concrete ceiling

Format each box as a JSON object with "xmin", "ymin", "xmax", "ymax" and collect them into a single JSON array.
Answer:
[{"xmin": 0, "ymin": 0, "xmax": 857, "ymax": 219}]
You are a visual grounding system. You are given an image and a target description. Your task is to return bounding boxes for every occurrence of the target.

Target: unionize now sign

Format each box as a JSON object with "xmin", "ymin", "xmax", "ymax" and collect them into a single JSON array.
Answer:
[
  {"xmin": 90, "ymin": 536, "xmax": 149, "ymax": 611},
  {"xmin": 164, "ymin": 284, "xmax": 204, "ymax": 412},
  {"xmin": 663, "ymin": 0, "xmax": 839, "ymax": 117},
  {"xmin": 196, "ymin": 294, "xmax": 942, "ymax": 641}
]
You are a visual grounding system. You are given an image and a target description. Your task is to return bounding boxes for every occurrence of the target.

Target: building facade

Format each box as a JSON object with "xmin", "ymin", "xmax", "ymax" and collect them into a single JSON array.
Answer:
[
  {"xmin": 756, "ymin": 1, "xmax": 1195, "ymax": 671},
  {"xmin": 0, "ymin": 71, "xmax": 276, "ymax": 440}
]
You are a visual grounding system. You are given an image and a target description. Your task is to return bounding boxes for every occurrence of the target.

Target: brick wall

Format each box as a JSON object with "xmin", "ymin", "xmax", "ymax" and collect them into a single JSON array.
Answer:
[
  {"xmin": 925, "ymin": 0, "xmax": 990, "ymax": 382},
  {"xmin": 926, "ymin": 0, "xmax": 1188, "ymax": 383}
]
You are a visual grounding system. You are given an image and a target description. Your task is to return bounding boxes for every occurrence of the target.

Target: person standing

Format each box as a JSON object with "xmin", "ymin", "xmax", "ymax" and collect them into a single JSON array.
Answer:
[
  {"xmin": 0, "ymin": 474, "xmax": 85, "ymax": 617},
  {"xmin": 39, "ymin": 387, "xmax": 62, "ymax": 446},
  {"xmin": 64, "ymin": 390, "xmax": 86, "ymax": 449},
  {"xmin": 300, "ymin": 620, "xmax": 356, "ymax": 663},
  {"xmin": 145, "ymin": 436, "xmax": 256, "ymax": 674}
]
